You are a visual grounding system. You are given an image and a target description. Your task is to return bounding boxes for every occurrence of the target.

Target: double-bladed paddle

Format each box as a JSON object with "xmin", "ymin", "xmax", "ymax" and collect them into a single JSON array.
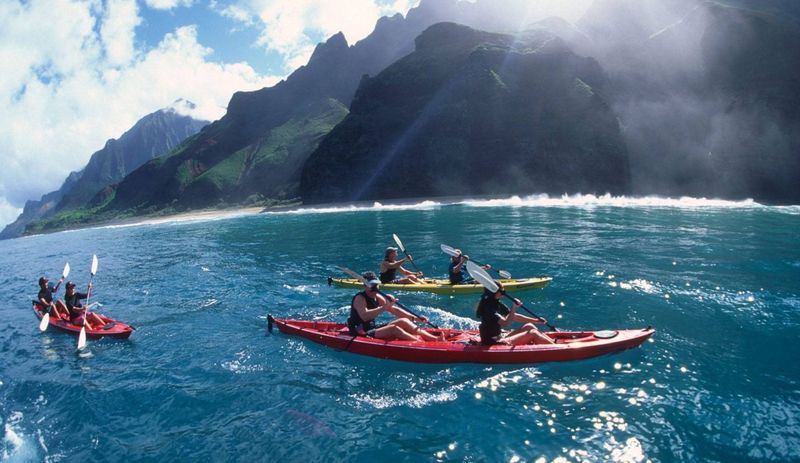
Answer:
[
  {"xmin": 337, "ymin": 266, "xmax": 438, "ymax": 329},
  {"xmin": 440, "ymin": 244, "xmax": 512, "ymax": 279},
  {"xmin": 392, "ymin": 233, "xmax": 422, "ymax": 273},
  {"xmin": 77, "ymin": 255, "xmax": 98, "ymax": 350},
  {"xmin": 39, "ymin": 262, "xmax": 70, "ymax": 332},
  {"xmin": 466, "ymin": 261, "xmax": 558, "ymax": 331}
]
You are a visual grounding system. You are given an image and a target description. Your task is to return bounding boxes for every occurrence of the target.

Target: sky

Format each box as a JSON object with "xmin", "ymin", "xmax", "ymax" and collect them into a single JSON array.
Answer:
[{"xmin": 0, "ymin": 0, "xmax": 420, "ymax": 228}]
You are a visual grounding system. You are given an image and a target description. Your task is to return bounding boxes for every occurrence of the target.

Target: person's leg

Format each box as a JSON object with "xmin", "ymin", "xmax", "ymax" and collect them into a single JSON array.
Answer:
[
  {"xmin": 373, "ymin": 324, "xmax": 418, "ymax": 341},
  {"xmin": 504, "ymin": 323, "xmax": 535, "ymax": 338},
  {"xmin": 89, "ymin": 313, "xmax": 105, "ymax": 328},
  {"xmin": 391, "ymin": 319, "xmax": 442, "ymax": 341},
  {"xmin": 503, "ymin": 327, "xmax": 554, "ymax": 345},
  {"xmin": 55, "ymin": 301, "xmax": 69, "ymax": 318}
]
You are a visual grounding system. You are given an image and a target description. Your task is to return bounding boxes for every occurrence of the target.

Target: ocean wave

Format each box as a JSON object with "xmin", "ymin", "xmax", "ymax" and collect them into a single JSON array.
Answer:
[
  {"xmin": 266, "ymin": 194, "xmax": 800, "ymax": 215},
  {"xmin": 265, "ymin": 200, "xmax": 442, "ymax": 215},
  {"xmin": 460, "ymin": 193, "xmax": 800, "ymax": 212}
]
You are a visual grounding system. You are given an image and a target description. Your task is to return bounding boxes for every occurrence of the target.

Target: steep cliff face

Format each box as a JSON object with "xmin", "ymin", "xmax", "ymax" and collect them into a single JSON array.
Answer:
[
  {"xmin": 1, "ymin": 107, "xmax": 207, "ymax": 239},
  {"xmin": 301, "ymin": 23, "xmax": 630, "ymax": 203},
  {"xmin": 57, "ymin": 107, "xmax": 209, "ymax": 211}
]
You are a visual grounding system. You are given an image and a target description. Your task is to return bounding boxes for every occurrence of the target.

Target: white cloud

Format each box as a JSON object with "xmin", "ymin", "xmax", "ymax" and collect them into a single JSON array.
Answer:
[
  {"xmin": 0, "ymin": 0, "xmax": 280, "ymax": 227},
  {"xmin": 0, "ymin": 197, "xmax": 22, "ymax": 230},
  {"xmin": 219, "ymin": 0, "xmax": 419, "ymax": 72},
  {"xmin": 101, "ymin": 0, "xmax": 141, "ymax": 66},
  {"xmin": 143, "ymin": 0, "xmax": 194, "ymax": 11},
  {"xmin": 0, "ymin": 0, "xmax": 422, "ymax": 229}
]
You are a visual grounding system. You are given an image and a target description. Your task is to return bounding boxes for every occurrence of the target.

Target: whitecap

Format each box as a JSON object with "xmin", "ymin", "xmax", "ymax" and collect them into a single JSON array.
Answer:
[
  {"xmin": 458, "ymin": 193, "xmax": 794, "ymax": 212},
  {"xmin": 3, "ymin": 412, "xmax": 38, "ymax": 462},
  {"xmin": 282, "ymin": 284, "xmax": 320, "ymax": 295},
  {"xmin": 265, "ymin": 200, "xmax": 442, "ymax": 215}
]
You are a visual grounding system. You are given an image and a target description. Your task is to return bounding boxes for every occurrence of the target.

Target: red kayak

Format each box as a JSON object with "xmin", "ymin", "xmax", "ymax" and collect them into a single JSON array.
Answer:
[
  {"xmin": 33, "ymin": 301, "xmax": 134, "ymax": 340},
  {"xmin": 268, "ymin": 316, "xmax": 653, "ymax": 364}
]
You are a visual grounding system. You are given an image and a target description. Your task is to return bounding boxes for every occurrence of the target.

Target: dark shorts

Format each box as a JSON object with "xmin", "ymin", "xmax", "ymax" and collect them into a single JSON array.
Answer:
[
  {"xmin": 480, "ymin": 328, "xmax": 503, "ymax": 346},
  {"xmin": 70, "ymin": 309, "xmax": 86, "ymax": 326}
]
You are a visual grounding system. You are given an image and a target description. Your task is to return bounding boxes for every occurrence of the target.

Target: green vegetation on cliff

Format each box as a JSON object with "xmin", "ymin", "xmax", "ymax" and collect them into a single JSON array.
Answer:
[{"xmin": 301, "ymin": 22, "xmax": 630, "ymax": 203}]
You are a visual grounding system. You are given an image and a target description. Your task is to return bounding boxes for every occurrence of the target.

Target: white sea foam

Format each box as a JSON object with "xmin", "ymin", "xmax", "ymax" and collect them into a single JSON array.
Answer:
[
  {"xmin": 265, "ymin": 200, "xmax": 442, "ymax": 215},
  {"xmin": 353, "ymin": 384, "xmax": 464, "ymax": 409},
  {"xmin": 3, "ymin": 411, "xmax": 38, "ymax": 462},
  {"xmin": 460, "ymin": 194, "xmax": 800, "ymax": 212},
  {"xmin": 261, "ymin": 193, "xmax": 799, "ymax": 214},
  {"xmin": 92, "ymin": 208, "xmax": 262, "ymax": 231},
  {"xmin": 282, "ymin": 284, "xmax": 320, "ymax": 295},
  {"xmin": 221, "ymin": 351, "xmax": 263, "ymax": 374}
]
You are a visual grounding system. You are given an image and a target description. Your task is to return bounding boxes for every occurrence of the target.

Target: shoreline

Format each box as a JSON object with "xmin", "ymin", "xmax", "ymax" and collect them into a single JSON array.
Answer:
[
  {"xmin": 19, "ymin": 205, "xmax": 267, "ymax": 239},
  {"xmin": 11, "ymin": 193, "xmax": 797, "ymax": 240}
]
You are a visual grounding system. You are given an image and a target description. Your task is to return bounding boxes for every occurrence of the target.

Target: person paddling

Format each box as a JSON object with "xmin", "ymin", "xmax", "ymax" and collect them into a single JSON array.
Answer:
[
  {"xmin": 379, "ymin": 247, "xmax": 424, "ymax": 284},
  {"xmin": 448, "ymin": 249, "xmax": 490, "ymax": 285},
  {"xmin": 64, "ymin": 281, "xmax": 104, "ymax": 329},
  {"xmin": 37, "ymin": 276, "xmax": 69, "ymax": 319},
  {"xmin": 475, "ymin": 281, "xmax": 554, "ymax": 346},
  {"xmin": 347, "ymin": 272, "xmax": 441, "ymax": 341}
]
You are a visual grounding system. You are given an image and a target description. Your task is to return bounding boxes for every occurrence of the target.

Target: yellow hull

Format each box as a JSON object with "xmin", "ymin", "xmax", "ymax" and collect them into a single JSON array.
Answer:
[{"xmin": 328, "ymin": 277, "xmax": 552, "ymax": 295}]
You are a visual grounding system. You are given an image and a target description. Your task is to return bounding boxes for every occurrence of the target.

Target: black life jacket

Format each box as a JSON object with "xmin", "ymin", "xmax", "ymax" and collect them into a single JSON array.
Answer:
[
  {"xmin": 379, "ymin": 259, "xmax": 397, "ymax": 283},
  {"xmin": 347, "ymin": 291, "xmax": 379, "ymax": 335},
  {"xmin": 449, "ymin": 259, "xmax": 464, "ymax": 284},
  {"xmin": 476, "ymin": 292, "xmax": 509, "ymax": 345}
]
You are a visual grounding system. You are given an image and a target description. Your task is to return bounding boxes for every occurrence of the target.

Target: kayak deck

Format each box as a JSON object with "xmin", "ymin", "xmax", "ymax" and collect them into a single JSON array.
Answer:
[
  {"xmin": 33, "ymin": 302, "xmax": 134, "ymax": 339},
  {"xmin": 269, "ymin": 317, "xmax": 653, "ymax": 364},
  {"xmin": 327, "ymin": 277, "xmax": 552, "ymax": 294}
]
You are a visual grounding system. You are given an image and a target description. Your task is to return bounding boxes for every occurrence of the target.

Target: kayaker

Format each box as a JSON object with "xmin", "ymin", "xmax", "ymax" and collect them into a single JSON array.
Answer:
[
  {"xmin": 379, "ymin": 247, "xmax": 424, "ymax": 284},
  {"xmin": 475, "ymin": 282, "xmax": 554, "ymax": 345},
  {"xmin": 64, "ymin": 281, "xmax": 104, "ymax": 329},
  {"xmin": 37, "ymin": 276, "xmax": 69, "ymax": 319},
  {"xmin": 448, "ymin": 249, "xmax": 490, "ymax": 284},
  {"xmin": 348, "ymin": 272, "xmax": 442, "ymax": 341}
]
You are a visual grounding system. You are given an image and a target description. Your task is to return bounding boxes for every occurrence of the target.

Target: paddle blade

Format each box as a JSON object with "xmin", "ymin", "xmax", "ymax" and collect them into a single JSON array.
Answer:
[
  {"xmin": 392, "ymin": 234, "xmax": 405, "ymax": 252},
  {"xmin": 337, "ymin": 266, "xmax": 366, "ymax": 283},
  {"xmin": 440, "ymin": 244, "xmax": 459, "ymax": 257},
  {"xmin": 77, "ymin": 326, "xmax": 87, "ymax": 350},
  {"xmin": 466, "ymin": 261, "xmax": 498, "ymax": 292},
  {"xmin": 39, "ymin": 312, "xmax": 50, "ymax": 331},
  {"xmin": 90, "ymin": 254, "xmax": 98, "ymax": 275},
  {"xmin": 63, "ymin": 262, "xmax": 71, "ymax": 279},
  {"xmin": 498, "ymin": 270, "xmax": 512, "ymax": 279}
]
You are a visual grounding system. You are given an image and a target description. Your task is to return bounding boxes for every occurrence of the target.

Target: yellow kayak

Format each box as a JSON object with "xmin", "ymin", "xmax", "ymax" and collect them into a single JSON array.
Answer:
[{"xmin": 327, "ymin": 277, "xmax": 552, "ymax": 295}]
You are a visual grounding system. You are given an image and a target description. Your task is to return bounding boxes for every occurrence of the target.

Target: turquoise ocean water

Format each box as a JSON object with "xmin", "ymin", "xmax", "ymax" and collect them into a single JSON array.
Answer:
[{"xmin": 1, "ymin": 195, "xmax": 798, "ymax": 462}]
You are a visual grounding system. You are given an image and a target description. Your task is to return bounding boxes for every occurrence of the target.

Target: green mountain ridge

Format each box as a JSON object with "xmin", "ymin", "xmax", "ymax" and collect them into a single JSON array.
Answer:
[
  {"xmin": 1, "ymin": 107, "xmax": 208, "ymax": 239},
  {"xmin": 301, "ymin": 22, "xmax": 629, "ymax": 203}
]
